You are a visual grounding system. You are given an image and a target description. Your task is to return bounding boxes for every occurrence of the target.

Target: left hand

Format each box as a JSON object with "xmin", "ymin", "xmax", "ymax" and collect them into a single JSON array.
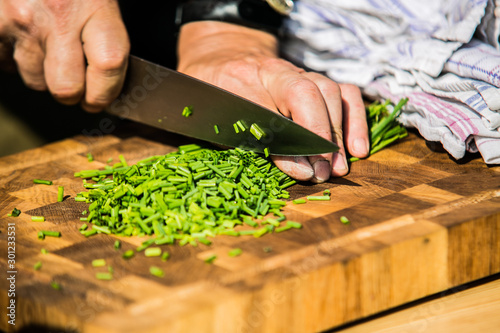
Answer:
[{"xmin": 177, "ymin": 21, "xmax": 369, "ymax": 182}]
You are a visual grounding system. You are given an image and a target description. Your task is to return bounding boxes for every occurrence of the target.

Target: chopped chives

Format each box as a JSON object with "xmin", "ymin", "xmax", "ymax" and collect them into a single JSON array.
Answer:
[
  {"xmin": 161, "ymin": 252, "xmax": 170, "ymax": 261},
  {"xmin": 306, "ymin": 195, "xmax": 331, "ymax": 201},
  {"xmin": 114, "ymin": 240, "xmax": 121, "ymax": 250},
  {"xmin": 41, "ymin": 248, "xmax": 48, "ymax": 254},
  {"xmin": 34, "ymin": 261, "xmax": 42, "ymax": 270},
  {"xmin": 31, "ymin": 216, "xmax": 45, "ymax": 222},
  {"xmin": 92, "ymin": 259, "xmax": 106, "ymax": 267},
  {"xmin": 182, "ymin": 106, "xmax": 193, "ymax": 117},
  {"xmin": 204, "ymin": 255, "xmax": 217, "ymax": 264},
  {"xmin": 144, "ymin": 247, "xmax": 162, "ymax": 257},
  {"xmin": 286, "ymin": 221, "xmax": 302, "ymax": 229},
  {"xmin": 96, "ymin": 272, "xmax": 113, "ymax": 280},
  {"xmin": 8, "ymin": 208, "xmax": 21, "ymax": 217},
  {"xmin": 50, "ymin": 281, "xmax": 61, "ymax": 290},
  {"xmin": 33, "ymin": 179, "xmax": 53, "ymax": 185},
  {"xmin": 41, "ymin": 230, "xmax": 61, "ymax": 237},
  {"xmin": 236, "ymin": 120, "xmax": 247, "ymax": 131},
  {"xmin": 292, "ymin": 198, "xmax": 306, "ymax": 204},
  {"xmin": 264, "ymin": 147, "xmax": 270, "ymax": 158},
  {"xmin": 263, "ymin": 246, "xmax": 272, "ymax": 253},
  {"xmin": 87, "ymin": 153, "xmax": 94, "ymax": 162},
  {"xmin": 340, "ymin": 216, "xmax": 350, "ymax": 224},
  {"xmin": 122, "ymin": 250, "xmax": 135, "ymax": 259},
  {"xmin": 233, "ymin": 123, "xmax": 240, "ymax": 133},
  {"xmin": 214, "ymin": 124, "xmax": 220, "ymax": 134},
  {"xmin": 57, "ymin": 186, "xmax": 64, "ymax": 202},
  {"xmin": 150, "ymin": 266, "xmax": 165, "ymax": 278},
  {"xmin": 250, "ymin": 123, "xmax": 265, "ymax": 140},
  {"xmin": 228, "ymin": 248, "xmax": 242, "ymax": 257}
]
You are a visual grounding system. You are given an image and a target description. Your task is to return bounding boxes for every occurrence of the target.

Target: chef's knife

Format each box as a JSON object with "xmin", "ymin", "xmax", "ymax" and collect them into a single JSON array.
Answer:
[{"xmin": 107, "ymin": 55, "xmax": 338, "ymax": 156}]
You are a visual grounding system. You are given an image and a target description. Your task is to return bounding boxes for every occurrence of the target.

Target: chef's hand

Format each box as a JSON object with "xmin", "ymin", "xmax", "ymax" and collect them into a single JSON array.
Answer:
[
  {"xmin": 0, "ymin": 0, "xmax": 130, "ymax": 112},
  {"xmin": 177, "ymin": 21, "xmax": 369, "ymax": 182}
]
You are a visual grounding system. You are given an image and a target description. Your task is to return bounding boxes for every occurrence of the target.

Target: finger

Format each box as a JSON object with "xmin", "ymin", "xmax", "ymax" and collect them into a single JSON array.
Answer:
[
  {"xmin": 339, "ymin": 84, "xmax": 369, "ymax": 158},
  {"xmin": 44, "ymin": 29, "xmax": 85, "ymax": 105},
  {"xmin": 303, "ymin": 72, "xmax": 349, "ymax": 177},
  {"xmin": 262, "ymin": 65, "xmax": 334, "ymax": 183},
  {"xmin": 271, "ymin": 156, "xmax": 314, "ymax": 181},
  {"xmin": 12, "ymin": 37, "xmax": 47, "ymax": 90},
  {"xmin": 81, "ymin": 5, "xmax": 130, "ymax": 112}
]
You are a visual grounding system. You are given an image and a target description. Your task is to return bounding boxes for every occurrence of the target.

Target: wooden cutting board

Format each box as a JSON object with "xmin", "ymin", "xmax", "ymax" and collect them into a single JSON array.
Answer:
[{"xmin": 1, "ymin": 128, "xmax": 499, "ymax": 333}]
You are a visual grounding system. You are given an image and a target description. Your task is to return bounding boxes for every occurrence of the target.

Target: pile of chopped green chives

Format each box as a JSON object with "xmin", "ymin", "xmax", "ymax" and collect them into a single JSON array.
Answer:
[{"xmin": 74, "ymin": 144, "xmax": 301, "ymax": 245}]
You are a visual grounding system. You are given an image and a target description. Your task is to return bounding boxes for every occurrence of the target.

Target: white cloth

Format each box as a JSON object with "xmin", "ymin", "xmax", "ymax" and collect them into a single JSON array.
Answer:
[{"xmin": 282, "ymin": 0, "xmax": 500, "ymax": 164}]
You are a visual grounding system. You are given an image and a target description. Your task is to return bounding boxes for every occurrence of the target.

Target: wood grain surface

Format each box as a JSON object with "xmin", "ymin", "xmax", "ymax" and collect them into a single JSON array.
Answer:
[{"xmin": 1, "ymin": 128, "xmax": 499, "ymax": 333}]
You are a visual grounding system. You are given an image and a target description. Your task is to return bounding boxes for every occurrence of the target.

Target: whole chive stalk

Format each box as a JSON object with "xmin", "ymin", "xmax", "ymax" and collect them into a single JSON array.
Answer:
[
  {"xmin": 33, "ymin": 179, "xmax": 53, "ymax": 185},
  {"xmin": 150, "ymin": 266, "xmax": 165, "ymax": 278},
  {"xmin": 57, "ymin": 186, "xmax": 64, "ymax": 202},
  {"xmin": 31, "ymin": 216, "xmax": 45, "ymax": 222}
]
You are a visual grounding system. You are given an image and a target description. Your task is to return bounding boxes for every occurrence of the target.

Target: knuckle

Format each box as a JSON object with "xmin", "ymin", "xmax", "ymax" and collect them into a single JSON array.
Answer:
[{"xmin": 92, "ymin": 47, "xmax": 129, "ymax": 74}]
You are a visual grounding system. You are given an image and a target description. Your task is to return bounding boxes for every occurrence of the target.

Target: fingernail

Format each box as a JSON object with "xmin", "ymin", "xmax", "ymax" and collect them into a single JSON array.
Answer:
[
  {"xmin": 353, "ymin": 138, "xmax": 369, "ymax": 155},
  {"xmin": 332, "ymin": 153, "xmax": 347, "ymax": 172},
  {"xmin": 312, "ymin": 160, "xmax": 330, "ymax": 183}
]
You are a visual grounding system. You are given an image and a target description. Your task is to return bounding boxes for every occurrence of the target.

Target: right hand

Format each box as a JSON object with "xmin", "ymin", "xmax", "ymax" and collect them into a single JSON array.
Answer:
[{"xmin": 0, "ymin": 0, "xmax": 130, "ymax": 112}]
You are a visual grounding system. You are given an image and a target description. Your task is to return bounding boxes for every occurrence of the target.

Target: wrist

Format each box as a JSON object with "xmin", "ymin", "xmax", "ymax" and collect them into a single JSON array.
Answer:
[{"xmin": 177, "ymin": 21, "xmax": 278, "ymax": 72}]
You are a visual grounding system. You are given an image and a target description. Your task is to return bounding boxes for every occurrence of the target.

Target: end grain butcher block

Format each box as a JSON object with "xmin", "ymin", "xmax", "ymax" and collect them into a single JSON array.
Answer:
[{"xmin": 1, "ymin": 130, "xmax": 499, "ymax": 333}]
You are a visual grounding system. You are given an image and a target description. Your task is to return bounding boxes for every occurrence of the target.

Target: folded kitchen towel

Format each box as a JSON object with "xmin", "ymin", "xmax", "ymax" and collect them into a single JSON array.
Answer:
[{"xmin": 283, "ymin": 0, "xmax": 500, "ymax": 164}]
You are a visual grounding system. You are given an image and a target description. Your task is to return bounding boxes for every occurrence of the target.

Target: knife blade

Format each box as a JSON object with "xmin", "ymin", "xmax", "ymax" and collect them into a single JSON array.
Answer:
[{"xmin": 107, "ymin": 55, "xmax": 339, "ymax": 156}]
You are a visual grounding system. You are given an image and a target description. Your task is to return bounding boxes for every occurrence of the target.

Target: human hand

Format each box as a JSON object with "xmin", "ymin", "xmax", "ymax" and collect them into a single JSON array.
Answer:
[
  {"xmin": 177, "ymin": 21, "xmax": 369, "ymax": 182},
  {"xmin": 0, "ymin": 0, "xmax": 130, "ymax": 112}
]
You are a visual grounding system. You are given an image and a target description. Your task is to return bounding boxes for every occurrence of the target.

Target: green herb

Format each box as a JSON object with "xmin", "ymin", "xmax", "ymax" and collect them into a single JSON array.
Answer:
[
  {"xmin": 214, "ymin": 125, "xmax": 220, "ymax": 134},
  {"xmin": 161, "ymin": 252, "xmax": 170, "ymax": 261},
  {"xmin": 350, "ymin": 98, "xmax": 409, "ymax": 162},
  {"xmin": 233, "ymin": 123, "xmax": 240, "ymax": 133},
  {"xmin": 204, "ymin": 254, "xmax": 217, "ymax": 264},
  {"xmin": 228, "ymin": 248, "xmax": 242, "ymax": 257},
  {"xmin": 340, "ymin": 216, "xmax": 350, "ymax": 225},
  {"xmin": 41, "ymin": 248, "xmax": 48, "ymax": 254},
  {"xmin": 250, "ymin": 123, "xmax": 265, "ymax": 140},
  {"xmin": 150, "ymin": 266, "xmax": 165, "ymax": 278},
  {"xmin": 34, "ymin": 261, "xmax": 42, "ymax": 270},
  {"xmin": 39, "ymin": 230, "xmax": 61, "ymax": 238},
  {"xmin": 108, "ymin": 266, "xmax": 114, "ymax": 273},
  {"xmin": 236, "ymin": 120, "xmax": 247, "ymax": 132},
  {"xmin": 286, "ymin": 221, "xmax": 302, "ymax": 229},
  {"xmin": 292, "ymin": 198, "xmax": 306, "ymax": 204},
  {"xmin": 114, "ymin": 240, "xmax": 121, "ymax": 250},
  {"xmin": 96, "ymin": 272, "xmax": 113, "ymax": 280},
  {"xmin": 264, "ymin": 147, "xmax": 270, "ymax": 158},
  {"xmin": 74, "ymin": 144, "xmax": 297, "ymax": 245},
  {"xmin": 8, "ymin": 208, "xmax": 21, "ymax": 217},
  {"xmin": 306, "ymin": 195, "xmax": 331, "ymax": 201},
  {"xmin": 79, "ymin": 223, "xmax": 88, "ymax": 231},
  {"xmin": 33, "ymin": 179, "xmax": 53, "ymax": 185},
  {"xmin": 92, "ymin": 259, "xmax": 106, "ymax": 267},
  {"xmin": 57, "ymin": 186, "xmax": 64, "ymax": 202},
  {"xmin": 31, "ymin": 216, "xmax": 45, "ymax": 222},
  {"xmin": 144, "ymin": 247, "xmax": 162, "ymax": 257},
  {"xmin": 323, "ymin": 189, "xmax": 331, "ymax": 196},
  {"xmin": 182, "ymin": 106, "xmax": 193, "ymax": 117},
  {"xmin": 87, "ymin": 153, "xmax": 94, "ymax": 162},
  {"xmin": 50, "ymin": 281, "xmax": 61, "ymax": 290},
  {"xmin": 122, "ymin": 250, "xmax": 135, "ymax": 260},
  {"xmin": 263, "ymin": 246, "xmax": 272, "ymax": 253}
]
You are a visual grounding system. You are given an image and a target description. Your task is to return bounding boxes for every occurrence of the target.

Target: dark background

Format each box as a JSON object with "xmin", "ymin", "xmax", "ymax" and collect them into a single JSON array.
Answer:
[{"xmin": 0, "ymin": 1, "xmax": 181, "ymax": 156}]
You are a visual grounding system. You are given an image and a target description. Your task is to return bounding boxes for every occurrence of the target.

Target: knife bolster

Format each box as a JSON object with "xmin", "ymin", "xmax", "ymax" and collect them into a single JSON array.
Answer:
[{"xmin": 175, "ymin": 0, "xmax": 288, "ymax": 36}]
